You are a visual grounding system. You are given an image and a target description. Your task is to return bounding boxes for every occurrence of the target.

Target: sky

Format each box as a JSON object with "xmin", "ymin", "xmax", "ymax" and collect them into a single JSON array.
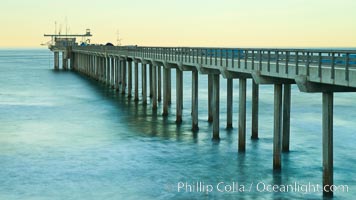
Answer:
[{"xmin": 0, "ymin": 0, "xmax": 355, "ymax": 48}]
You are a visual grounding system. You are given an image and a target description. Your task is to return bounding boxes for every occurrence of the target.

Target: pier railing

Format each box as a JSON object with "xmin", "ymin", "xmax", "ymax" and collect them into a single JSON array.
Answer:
[{"xmin": 73, "ymin": 46, "xmax": 356, "ymax": 82}]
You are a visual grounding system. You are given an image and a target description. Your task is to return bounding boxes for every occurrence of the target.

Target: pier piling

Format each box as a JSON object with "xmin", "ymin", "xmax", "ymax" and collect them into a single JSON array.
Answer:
[
  {"xmin": 273, "ymin": 84, "xmax": 283, "ymax": 170},
  {"xmin": 227, "ymin": 78, "xmax": 233, "ymax": 129},
  {"xmin": 212, "ymin": 74, "xmax": 220, "ymax": 140},
  {"xmin": 192, "ymin": 70, "xmax": 199, "ymax": 131},
  {"xmin": 176, "ymin": 69, "xmax": 183, "ymax": 123},
  {"xmin": 282, "ymin": 84, "xmax": 291, "ymax": 152},
  {"xmin": 322, "ymin": 92, "xmax": 334, "ymax": 196},
  {"xmin": 251, "ymin": 81, "xmax": 259, "ymax": 139},
  {"xmin": 238, "ymin": 78, "xmax": 247, "ymax": 151}
]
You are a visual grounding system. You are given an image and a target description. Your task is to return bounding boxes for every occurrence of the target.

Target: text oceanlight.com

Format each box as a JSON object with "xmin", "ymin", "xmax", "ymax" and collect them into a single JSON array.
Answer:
[{"xmin": 176, "ymin": 181, "xmax": 349, "ymax": 194}]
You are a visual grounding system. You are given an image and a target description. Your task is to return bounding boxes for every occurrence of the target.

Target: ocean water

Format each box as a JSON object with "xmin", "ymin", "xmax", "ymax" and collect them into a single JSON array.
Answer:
[{"xmin": 0, "ymin": 49, "xmax": 355, "ymax": 200}]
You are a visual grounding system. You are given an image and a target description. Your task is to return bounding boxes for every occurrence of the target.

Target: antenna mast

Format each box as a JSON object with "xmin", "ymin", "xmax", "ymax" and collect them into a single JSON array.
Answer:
[{"xmin": 116, "ymin": 30, "xmax": 122, "ymax": 46}]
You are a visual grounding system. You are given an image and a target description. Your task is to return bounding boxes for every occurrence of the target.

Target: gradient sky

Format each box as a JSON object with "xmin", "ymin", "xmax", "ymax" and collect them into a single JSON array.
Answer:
[{"xmin": 1, "ymin": 0, "xmax": 355, "ymax": 48}]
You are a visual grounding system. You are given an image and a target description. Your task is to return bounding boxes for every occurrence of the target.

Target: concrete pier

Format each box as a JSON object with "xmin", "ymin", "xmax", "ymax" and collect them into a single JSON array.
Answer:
[
  {"xmin": 238, "ymin": 78, "xmax": 247, "ymax": 151},
  {"xmin": 66, "ymin": 45, "xmax": 356, "ymax": 196}
]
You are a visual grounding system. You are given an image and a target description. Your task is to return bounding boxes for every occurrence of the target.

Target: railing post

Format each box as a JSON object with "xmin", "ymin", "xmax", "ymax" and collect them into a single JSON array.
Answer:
[
  {"xmin": 244, "ymin": 50, "xmax": 248, "ymax": 69},
  {"xmin": 306, "ymin": 52, "xmax": 310, "ymax": 76},
  {"xmin": 232, "ymin": 49, "xmax": 235, "ymax": 68},
  {"xmin": 276, "ymin": 51, "xmax": 279, "ymax": 73},
  {"xmin": 267, "ymin": 51, "xmax": 271, "ymax": 72},
  {"xmin": 331, "ymin": 52, "xmax": 335, "ymax": 79},
  {"xmin": 295, "ymin": 51, "xmax": 299, "ymax": 75},
  {"xmin": 285, "ymin": 51, "xmax": 289, "ymax": 74},
  {"xmin": 220, "ymin": 48, "xmax": 223, "ymax": 67},
  {"xmin": 205, "ymin": 49, "xmax": 208, "ymax": 65},
  {"xmin": 237, "ymin": 49, "xmax": 241, "ymax": 68},
  {"xmin": 215, "ymin": 49, "xmax": 218, "ymax": 66},
  {"xmin": 318, "ymin": 52, "xmax": 322, "ymax": 78},
  {"xmin": 345, "ymin": 53, "xmax": 350, "ymax": 81},
  {"xmin": 251, "ymin": 50, "xmax": 255, "ymax": 70},
  {"xmin": 225, "ymin": 49, "xmax": 228, "ymax": 67},
  {"xmin": 259, "ymin": 50, "xmax": 262, "ymax": 71}
]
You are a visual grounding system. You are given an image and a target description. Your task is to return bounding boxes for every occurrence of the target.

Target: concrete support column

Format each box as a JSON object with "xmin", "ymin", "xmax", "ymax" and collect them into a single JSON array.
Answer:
[
  {"xmin": 157, "ymin": 66, "xmax": 162, "ymax": 102},
  {"xmin": 192, "ymin": 70, "xmax": 199, "ymax": 131},
  {"xmin": 163, "ymin": 67, "xmax": 169, "ymax": 116},
  {"xmin": 96, "ymin": 56, "xmax": 99, "ymax": 80},
  {"xmin": 101, "ymin": 57, "xmax": 105, "ymax": 83},
  {"xmin": 62, "ymin": 52, "xmax": 68, "ymax": 70},
  {"xmin": 227, "ymin": 78, "xmax": 233, "ymax": 129},
  {"xmin": 70, "ymin": 53, "xmax": 74, "ymax": 70},
  {"xmin": 251, "ymin": 81, "xmax": 259, "ymax": 139},
  {"xmin": 92, "ymin": 56, "xmax": 94, "ymax": 77},
  {"xmin": 273, "ymin": 84, "xmax": 283, "ymax": 170},
  {"xmin": 128, "ymin": 61, "xmax": 132, "ymax": 98},
  {"xmin": 282, "ymin": 84, "xmax": 291, "ymax": 152},
  {"xmin": 134, "ymin": 61, "xmax": 139, "ymax": 101},
  {"xmin": 152, "ymin": 65, "xmax": 158, "ymax": 110},
  {"xmin": 121, "ymin": 60, "xmax": 126, "ymax": 94},
  {"xmin": 238, "ymin": 78, "xmax": 247, "ymax": 151},
  {"xmin": 208, "ymin": 74, "xmax": 213, "ymax": 122},
  {"xmin": 142, "ymin": 63, "xmax": 147, "ymax": 105},
  {"xmin": 111, "ymin": 58, "xmax": 115, "ymax": 88},
  {"xmin": 212, "ymin": 74, "xmax": 220, "ymax": 140},
  {"xmin": 54, "ymin": 52, "xmax": 59, "ymax": 70},
  {"xmin": 104, "ymin": 57, "xmax": 107, "ymax": 84},
  {"xmin": 118, "ymin": 59, "xmax": 122, "ymax": 90},
  {"xmin": 115, "ymin": 58, "xmax": 120, "ymax": 91},
  {"xmin": 322, "ymin": 92, "xmax": 333, "ymax": 196},
  {"xmin": 97, "ymin": 57, "xmax": 100, "ymax": 80},
  {"xmin": 149, "ymin": 64, "xmax": 153, "ymax": 98},
  {"xmin": 106, "ymin": 57, "xmax": 110, "ymax": 85},
  {"xmin": 99, "ymin": 57, "xmax": 103, "ymax": 82},
  {"xmin": 168, "ymin": 69, "xmax": 172, "ymax": 105},
  {"xmin": 100, "ymin": 57, "xmax": 106, "ymax": 83},
  {"xmin": 176, "ymin": 68, "xmax": 183, "ymax": 123}
]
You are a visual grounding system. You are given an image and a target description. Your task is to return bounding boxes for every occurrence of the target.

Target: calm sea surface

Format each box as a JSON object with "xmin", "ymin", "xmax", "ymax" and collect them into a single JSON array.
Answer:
[{"xmin": 0, "ymin": 49, "xmax": 355, "ymax": 199}]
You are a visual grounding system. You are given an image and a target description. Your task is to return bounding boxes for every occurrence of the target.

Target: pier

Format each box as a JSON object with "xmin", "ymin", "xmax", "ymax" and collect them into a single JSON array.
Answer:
[{"xmin": 47, "ymin": 41, "xmax": 356, "ymax": 196}]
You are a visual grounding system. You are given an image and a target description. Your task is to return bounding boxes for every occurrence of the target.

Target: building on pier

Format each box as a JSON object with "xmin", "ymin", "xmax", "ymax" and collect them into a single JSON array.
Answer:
[{"xmin": 44, "ymin": 29, "xmax": 92, "ymax": 70}]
